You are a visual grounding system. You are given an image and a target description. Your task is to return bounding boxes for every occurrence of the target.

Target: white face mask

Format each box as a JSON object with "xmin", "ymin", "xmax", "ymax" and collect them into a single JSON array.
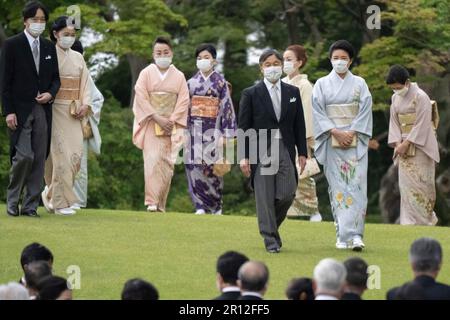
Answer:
[
  {"xmin": 197, "ymin": 59, "xmax": 213, "ymax": 73},
  {"xmin": 393, "ymin": 85, "xmax": 409, "ymax": 97},
  {"xmin": 263, "ymin": 66, "xmax": 282, "ymax": 83},
  {"xmin": 331, "ymin": 59, "xmax": 349, "ymax": 74},
  {"xmin": 155, "ymin": 56, "xmax": 172, "ymax": 69},
  {"xmin": 283, "ymin": 61, "xmax": 296, "ymax": 75},
  {"xmin": 28, "ymin": 22, "xmax": 46, "ymax": 37},
  {"xmin": 58, "ymin": 36, "xmax": 76, "ymax": 49}
]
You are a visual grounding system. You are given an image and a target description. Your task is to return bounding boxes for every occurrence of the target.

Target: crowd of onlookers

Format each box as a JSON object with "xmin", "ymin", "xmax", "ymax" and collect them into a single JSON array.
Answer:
[{"xmin": 0, "ymin": 237, "xmax": 449, "ymax": 300}]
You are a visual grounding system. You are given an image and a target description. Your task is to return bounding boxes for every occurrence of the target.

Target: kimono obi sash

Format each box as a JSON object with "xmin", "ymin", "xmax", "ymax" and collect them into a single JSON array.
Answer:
[
  {"xmin": 55, "ymin": 76, "xmax": 80, "ymax": 101},
  {"xmin": 191, "ymin": 95, "xmax": 220, "ymax": 118},
  {"xmin": 326, "ymin": 102, "xmax": 359, "ymax": 127},
  {"xmin": 326, "ymin": 102, "xmax": 359, "ymax": 148},
  {"xmin": 398, "ymin": 113, "xmax": 416, "ymax": 134},
  {"xmin": 149, "ymin": 92, "xmax": 178, "ymax": 117}
]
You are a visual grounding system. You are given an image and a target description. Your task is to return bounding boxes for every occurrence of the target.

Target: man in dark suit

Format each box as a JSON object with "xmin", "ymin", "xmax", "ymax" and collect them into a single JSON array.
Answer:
[
  {"xmin": 237, "ymin": 261, "xmax": 269, "ymax": 300},
  {"xmin": 238, "ymin": 49, "xmax": 307, "ymax": 253},
  {"xmin": 342, "ymin": 257, "xmax": 368, "ymax": 300},
  {"xmin": 1, "ymin": 1, "xmax": 60, "ymax": 217},
  {"xmin": 213, "ymin": 251, "xmax": 249, "ymax": 300},
  {"xmin": 387, "ymin": 237, "xmax": 450, "ymax": 300}
]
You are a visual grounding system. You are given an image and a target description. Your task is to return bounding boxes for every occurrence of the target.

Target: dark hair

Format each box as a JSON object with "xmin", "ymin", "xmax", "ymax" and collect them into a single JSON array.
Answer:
[
  {"xmin": 386, "ymin": 65, "xmax": 410, "ymax": 85},
  {"xmin": 216, "ymin": 251, "xmax": 249, "ymax": 285},
  {"xmin": 394, "ymin": 281, "xmax": 425, "ymax": 300},
  {"xmin": 20, "ymin": 243, "xmax": 53, "ymax": 271},
  {"xmin": 329, "ymin": 40, "xmax": 355, "ymax": 60},
  {"xmin": 238, "ymin": 261, "xmax": 269, "ymax": 292},
  {"xmin": 285, "ymin": 278, "xmax": 315, "ymax": 300},
  {"xmin": 259, "ymin": 49, "xmax": 283, "ymax": 65},
  {"xmin": 153, "ymin": 36, "xmax": 172, "ymax": 49},
  {"xmin": 344, "ymin": 257, "xmax": 369, "ymax": 289},
  {"xmin": 22, "ymin": 1, "xmax": 49, "ymax": 22},
  {"xmin": 286, "ymin": 45, "xmax": 308, "ymax": 68},
  {"xmin": 36, "ymin": 276, "xmax": 70, "ymax": 300},
  {"xmin": 50, "ymin": 16, "xmax": 70, "ymax": 42},
  {"xmin": 409, "ymin": 237, "xmax": 442, "ymax": 273},
  {"xmin": 71, "ymin": 39, "xmax": 84, "ymax": 55},
  {"xmin": 195, "ymin": 43, "xmax": 217, "ymax": 59},
  {"xmin": 24, "ymin": 261, "xmax": 52, "ymax": 290},
  {"xmin": 121, "ymin": 279, "xmax": 159, "ymax": 300}
]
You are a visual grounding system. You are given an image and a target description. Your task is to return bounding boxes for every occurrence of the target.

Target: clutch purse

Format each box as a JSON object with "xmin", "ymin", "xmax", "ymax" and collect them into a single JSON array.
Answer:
[
  {"xmin": 155, "ymin": 123, "xmax": 176, "ymax": 136},
  {"xmin": 69, "ymin": 100, "xmax": 78, "ymax": 118},
  {"xmin": 332, "ymin": 134, "xmax": 357, "ymax": 148},
  {"xmin": 406, "ymin": 143, "xmax": 416, "ymax": 157},
  {"xmin": 213, "ymin": 159, "xmax": 231, "ymax": 177},
  {"xmin": 299, "ymin": 157, "xmax": 320, "ymax": 180},
  {"xmin": 82, "ymin": 118, "xmax": 93, "ymax": 139}
]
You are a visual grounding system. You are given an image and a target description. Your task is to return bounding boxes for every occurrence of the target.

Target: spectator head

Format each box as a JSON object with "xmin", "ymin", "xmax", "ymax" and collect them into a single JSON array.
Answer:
[
  {"xmin": 313, "ymin": 258, "xmax": 347, "ymax": 299},
  {"xmin": 0, "ymin": 282, "xmax": 30, "ymax": 300},
  {"xmin": 285, "ymin": 277, "xmax": 315, "ymax": 300},
  {"xmin": 394, "ymin": 281, "xmax": 425, "ymax": 300},
  {"xmin": 409, "ymin": 238, "xmax": 442, "ymax": 278},
  {"xmin": 37, "ymin": 276, "xmax": 72, "ymax": 300},
  {"xmin": 20, "ymin": 243, "xmax": 54, "ymax": 272},
  {"xmin": 237, "ymin": 261, "xmax": 269, "ymax": 296},
  {"xmin": 216, "ymin": 251, "xmax": 249, "ymax": 291},
  {"xmin": 121, "ymin": 279, "xmax": 159, "ymax": 300},
  {"xmin": 24, "ymin": 261, "xmax": 52, "ymax": 297},
  {"xmin": 71, "ymin": 39, "xmax": 84, "ymax": 55},
  {"xmin": 343, "ymin": 257, "xmax": 369, "ymax": 296}
]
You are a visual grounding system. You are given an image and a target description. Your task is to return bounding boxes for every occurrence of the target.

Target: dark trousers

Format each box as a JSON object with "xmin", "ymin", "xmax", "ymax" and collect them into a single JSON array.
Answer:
[
  {"xmin": 254, "ymin": 139, "xmax": 297, "ymax": 250},
  {"xmin": 7, "ymin": 104, "xmax": 48, "ymax": 213}
]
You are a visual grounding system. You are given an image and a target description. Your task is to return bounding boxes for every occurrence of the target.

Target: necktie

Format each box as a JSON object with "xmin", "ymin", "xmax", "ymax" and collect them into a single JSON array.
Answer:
[
  {"xmin": 32, "ymin": 39, "xmax": 39, "ymax": 74},
  {"xmin": 271, "ymin": 85, "xmax": 281, "ymax": 121}
]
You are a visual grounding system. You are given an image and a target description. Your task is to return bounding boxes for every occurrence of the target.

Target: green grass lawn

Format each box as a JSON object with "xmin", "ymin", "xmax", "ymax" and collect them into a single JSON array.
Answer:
[{"xmin": 1, "ymin": 204, "xmax": 449, "ymax": 300}]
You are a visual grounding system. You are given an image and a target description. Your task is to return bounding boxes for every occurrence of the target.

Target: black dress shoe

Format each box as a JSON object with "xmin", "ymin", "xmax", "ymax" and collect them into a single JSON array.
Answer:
[
  {"xmin": 7, "ymin": 208, "xmax": 19, "ymax": 217},
  {"xmin": 21, "ymin": 210, "xmax": 40, "ymax": 218}
]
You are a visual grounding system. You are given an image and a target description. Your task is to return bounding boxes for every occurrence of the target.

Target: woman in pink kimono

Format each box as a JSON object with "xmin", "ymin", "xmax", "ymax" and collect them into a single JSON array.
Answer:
[
  {"xmin": 132, "ymin": 37, "xmax": 190, "ymax": 212},
  {"xmin": 387, "ymin": 65, "xmax": 439, "ymax": 225}
]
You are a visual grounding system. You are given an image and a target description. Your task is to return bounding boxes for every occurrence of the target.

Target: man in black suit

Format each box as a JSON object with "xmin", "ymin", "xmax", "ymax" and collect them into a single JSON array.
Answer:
[
  {"xmin": 213, "ymin": 251, "xmax": 249, "ymax": 300},
  {"xmin": 238, "ymin": 49, "xmax": 307, "ymax": 253},
  {"xmin": 387, "ymin": 237, "xmax": 450, "ymax": 300},
  {"xmin": 342, "ymin": 257, "xmax": 368, "ymax": 300},
  {"xmin": 1, "ymin": 1, "xmax": 60, "ymax": 217},
  {"xmin": 237, "ymin": 261, "xmax": 269, "ymax": 300}
]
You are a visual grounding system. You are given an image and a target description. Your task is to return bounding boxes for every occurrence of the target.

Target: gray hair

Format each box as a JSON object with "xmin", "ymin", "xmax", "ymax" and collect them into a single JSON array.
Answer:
[
  {"xmin": 0, "ymin": 282, "xmax": 30, "ymax": 300},
  {"xmin": 313, "ymin": 258, "xmax": 347, "ymax": 293},
  {"xmin": 238, "ymin": 261, "xmax": 269, "ymax": 292},
  {"xmin": 259, "ymin": 49, "xmax": 283, "ymax": 65},
  {"xmin": 409, "ymin": 238, "xmax": 442, "ymax": 272}
]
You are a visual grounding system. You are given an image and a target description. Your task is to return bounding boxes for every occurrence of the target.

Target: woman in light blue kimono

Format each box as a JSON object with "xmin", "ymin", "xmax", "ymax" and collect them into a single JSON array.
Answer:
[{"xmin": 312, "ymin": 40, "xmax": 372, "ymax": 251}]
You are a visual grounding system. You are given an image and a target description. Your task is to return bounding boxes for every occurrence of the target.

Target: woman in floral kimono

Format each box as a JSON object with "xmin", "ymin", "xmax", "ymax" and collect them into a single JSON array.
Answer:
[
  {"xmin": 312, "ymin": 40, "xmax": 372, "ymax": 251},
  {"xmin": 185, "ymin": 44, "xmax": 237, "ymax": 215},
  {"xmin": 387, "ymin": 65, "xmax": 439, "ymax": 225},
  {"xmin": 282, "ymin": 45, "xmax": 322, "ymax": 222},
  {"xmin": 41, "ymin": 16, "xmax": 91, "ymax": 215}
]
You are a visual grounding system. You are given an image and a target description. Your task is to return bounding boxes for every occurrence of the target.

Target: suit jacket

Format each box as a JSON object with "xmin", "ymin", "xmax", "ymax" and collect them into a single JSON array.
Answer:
[
  {"xmin": 213, "ymin": 290, "xmax": 241, "ymax": 300},
  {"xmin": 387, "ymin": 275, "xmax": 450, "ymax": 300},
  {"xmin": 0, "ymin": 31, "xmax": 60, "ymax": 160},
  {"xmin": 238, "ymin": 80, "xmax": 307, "ymax": 186},
  {"xmin": 238, "ymin": 294, "xmax": 264, "ymax": 301}
]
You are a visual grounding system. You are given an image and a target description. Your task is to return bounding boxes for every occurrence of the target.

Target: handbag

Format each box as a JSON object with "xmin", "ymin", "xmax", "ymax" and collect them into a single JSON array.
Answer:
[
  {"xmin": 213, "ymin": 159, "xmax": 231, "ymax": 177},
  {"xmin": 299, "ymin": 157, "xmax": 320, "ymax": 180},
  {"xmin": 81, "ymin": 117, "xmax": 93, "ymax": 139}
]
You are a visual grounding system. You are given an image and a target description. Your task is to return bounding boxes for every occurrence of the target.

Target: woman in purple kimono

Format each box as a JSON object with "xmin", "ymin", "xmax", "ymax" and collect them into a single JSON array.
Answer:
[{"xmin": 184, "ymin": 44, "xmax": 237, "ymax": 215}]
